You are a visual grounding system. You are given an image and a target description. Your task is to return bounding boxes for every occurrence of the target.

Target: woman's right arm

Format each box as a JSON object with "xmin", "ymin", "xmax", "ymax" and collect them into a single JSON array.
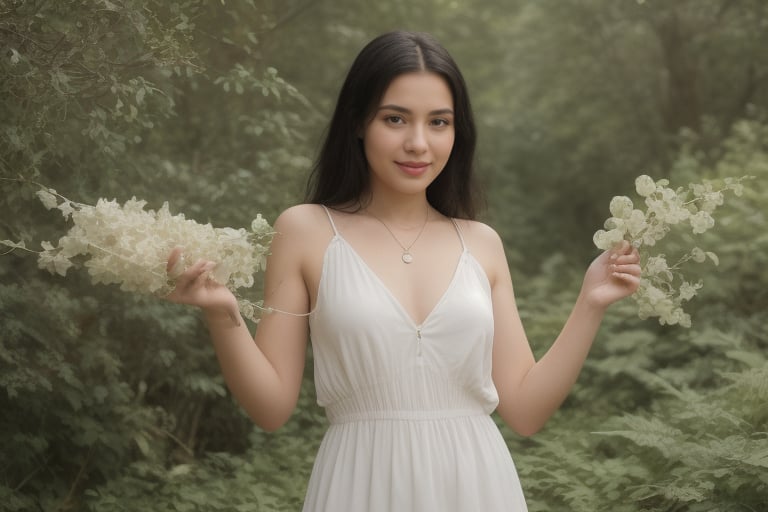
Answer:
[{"xmin": 166, "ymin": 207, "xmax": 311, "ymax": 432}]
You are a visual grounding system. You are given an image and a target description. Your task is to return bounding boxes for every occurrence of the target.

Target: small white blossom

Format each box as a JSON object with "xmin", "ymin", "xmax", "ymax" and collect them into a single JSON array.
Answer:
[
  {"xmin": 593, "ymin": 228, "xmax": 625, "ymax": 250},
  {"xmin": 251, "ymin": 214, "xmax": 272, "ymax": 236},
  {"xmin": 645, "ymin": 256, "xmax": 672, "ymax": 281},
  {"xmin": 609, "ymin": 196, "xmax": 634, "ymax": 219},
  {"xmin": 36, "ymin": 189, "xmax": 59, "ymax": 210},
  {"xmin": 678, "ymin": 281, "xmax": 701, "ymax": 301},
  {"xmin": 626, "ymin": 209, "xmax": 647, "ymax": 238},
  {"xmin": 58, "ymin": 201, "xmax": 75, "ymax": 219},
  {"xmin": 635, "ymin": 175, "xmax": 657, "ymax": 197},
  {"xmin": 690, "ymin": 247, "xmax": 706, "ymax": 263},
  {"xmin": 690, "ymin": 211, "xmax": 715, "ymax": 234},
  {"xmin": 698, "ymin": 191, "xmax": 724, "ymax": 213}
]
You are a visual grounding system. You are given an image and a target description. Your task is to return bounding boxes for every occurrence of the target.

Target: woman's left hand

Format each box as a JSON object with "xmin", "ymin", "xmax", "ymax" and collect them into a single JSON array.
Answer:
[{"xmin": 581, "ymin": 239, "xmax": 641, "ymax": 309}]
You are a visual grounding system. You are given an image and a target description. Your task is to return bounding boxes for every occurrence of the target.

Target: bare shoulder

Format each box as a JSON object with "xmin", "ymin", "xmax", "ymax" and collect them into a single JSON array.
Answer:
[
  {"xmin": 273, "ymin": 203, "xmax": 338, "ymax": 244},
  {"xmin": 454, "ymin": 219, "xmax": 504, "ymax": 251},
  {"xmin": 273, "ymin": 203, "xmax": 330, "ymax": 234},
  {"xmin": 454, "ymin": 219, "xmax": 509, "ymax": 285},
  {"xmin": 269, "ymin": 204, "xmax": 334, "ymax": 260},
  {"xmin": 268, "ymin": 204, "xmax": 335, "ymax": 297}
]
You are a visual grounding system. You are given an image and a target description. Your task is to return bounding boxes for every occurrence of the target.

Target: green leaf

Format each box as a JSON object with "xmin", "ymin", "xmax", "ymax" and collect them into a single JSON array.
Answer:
[{"xmin": 134, "ymin": 433, "xmax": 151, "ymax": 456}]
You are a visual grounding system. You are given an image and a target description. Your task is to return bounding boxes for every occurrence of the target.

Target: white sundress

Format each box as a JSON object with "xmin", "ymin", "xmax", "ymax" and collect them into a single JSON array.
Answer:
[{"xmin": 303, "ymin": 206, "xmax": 528, "ymax": 512}]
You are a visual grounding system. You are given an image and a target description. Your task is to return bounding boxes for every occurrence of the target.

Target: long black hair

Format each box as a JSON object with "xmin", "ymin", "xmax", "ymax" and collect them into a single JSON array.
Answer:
[{"xmin": 305, "ymin": 31, "xmax": 482, "ymax": 219}]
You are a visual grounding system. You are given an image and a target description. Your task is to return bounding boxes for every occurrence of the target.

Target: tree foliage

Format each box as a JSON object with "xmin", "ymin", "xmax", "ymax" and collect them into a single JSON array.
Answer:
[{"xmin": 1, "ymin": 0, "xmax": 766, "ymax": 510}]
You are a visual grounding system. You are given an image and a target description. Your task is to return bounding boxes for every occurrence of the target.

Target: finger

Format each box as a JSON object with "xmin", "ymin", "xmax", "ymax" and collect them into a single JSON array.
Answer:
[
  {"xmin": 173, "ymin": 259, "xmax": 206, "ymax": 289},
  {"xmin": 167, "ymin": 247, "xmax": 182, "ymax": 272},
  {"xmin": 618, "ymin": 239, "xmax": 632, "ymax": 254},
  {"xmin": 612, "ymin": 272, "xmax": 641, "ymax": 287},
  {"xmin": 190, "ymin": 261, "xmax": 216, "ymax": 288},
  {"xmin": 167, "ymin": 247, "xmax": 186, "ymax": 278},
  {"xmin": 613, "ymin": 263, "xmax": 641, "ymax": 276},
  {"xmin": 613, "ymin": 252, "xmax": 640, "ymax": 265},
  {"xmin": 609, "ymin": 240, "xmax": 629, "ymax": 260},
  {"xmin": 626, "ymin": 245, "xmax": 640, "ymax": 259},
  {"xmin": 163, "ymin": 260, "xmax": 217, "ymax": 303}
]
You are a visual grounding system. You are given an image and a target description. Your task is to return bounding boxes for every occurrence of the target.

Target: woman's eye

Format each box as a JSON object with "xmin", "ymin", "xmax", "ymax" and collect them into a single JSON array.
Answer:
[
  {"xmin": 431, "ymin": 118, "xmax": 450, "ymax": 127},
  {"xmin": 385, "ymin": 115, "xmax": 404, "ymax": 124}
]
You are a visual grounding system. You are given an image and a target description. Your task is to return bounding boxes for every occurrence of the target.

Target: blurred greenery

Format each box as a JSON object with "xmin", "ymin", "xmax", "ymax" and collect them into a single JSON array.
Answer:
[{"xmin": 1, "ymin": 0, "xmax": 766, "ymax": 510}]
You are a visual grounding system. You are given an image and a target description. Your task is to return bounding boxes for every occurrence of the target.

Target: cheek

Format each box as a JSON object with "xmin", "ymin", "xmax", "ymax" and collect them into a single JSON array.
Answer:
[
  {"xmin": 439, "ymin": 134, "xmax": 456, "ymax": 159},
  {"xmin": 364, "ymin": 127, "xmax": 394, "ymax": 156},
  {"xmin": 363, "ymin": 137, "xmax": 394, "ymax": 172}
]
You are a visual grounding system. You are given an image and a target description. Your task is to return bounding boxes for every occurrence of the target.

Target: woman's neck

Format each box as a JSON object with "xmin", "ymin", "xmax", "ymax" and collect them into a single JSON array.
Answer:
[{"xmin": 359, "ymin": 191, "xmax": 433, "ymax": 226}]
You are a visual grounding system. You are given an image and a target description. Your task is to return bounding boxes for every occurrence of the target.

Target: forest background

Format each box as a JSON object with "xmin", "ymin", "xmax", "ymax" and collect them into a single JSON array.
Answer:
[{"xmin": 1, "ymin": 0, "xmax": 766, "ymax": 510}]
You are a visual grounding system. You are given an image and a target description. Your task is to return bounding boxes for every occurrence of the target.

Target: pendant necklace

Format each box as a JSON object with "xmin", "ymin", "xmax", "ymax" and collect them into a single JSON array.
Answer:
[{"xmin": 368, "ymin": 206, "xmax": 429, "ymax": 264}]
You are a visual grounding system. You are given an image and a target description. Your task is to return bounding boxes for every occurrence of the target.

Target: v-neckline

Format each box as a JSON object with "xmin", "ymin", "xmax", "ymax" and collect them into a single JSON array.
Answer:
[{"xmin": 335, "ymin": 235, "xmax": 466, "ymax": 328}]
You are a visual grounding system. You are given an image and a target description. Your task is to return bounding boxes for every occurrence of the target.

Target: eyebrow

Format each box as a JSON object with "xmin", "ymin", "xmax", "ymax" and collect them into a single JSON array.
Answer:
[{"xmin": 377, "ymin": 104, "xmax": 454, "ymax": 116}]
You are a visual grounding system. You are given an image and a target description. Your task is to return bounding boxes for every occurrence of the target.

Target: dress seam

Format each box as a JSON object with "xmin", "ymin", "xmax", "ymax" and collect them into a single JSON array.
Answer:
[{"xmin": 326, "ymin": 409, "xmax": 490, "ymax": 424}]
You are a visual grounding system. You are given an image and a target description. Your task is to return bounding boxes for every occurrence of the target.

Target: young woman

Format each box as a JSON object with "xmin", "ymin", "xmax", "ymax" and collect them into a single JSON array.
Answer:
[{"xmin": 166, "ymin": 31, "xmax": 641, "ymax": 512}]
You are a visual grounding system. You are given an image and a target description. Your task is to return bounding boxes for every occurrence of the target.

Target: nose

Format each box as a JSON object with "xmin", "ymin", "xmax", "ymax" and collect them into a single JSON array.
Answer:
[{"xmin": 404, "ymin": 126, "xmax": 428, "ymax": 154}]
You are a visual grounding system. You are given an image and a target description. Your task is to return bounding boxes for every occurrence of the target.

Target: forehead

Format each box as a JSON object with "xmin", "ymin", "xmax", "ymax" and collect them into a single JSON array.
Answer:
[{"xmin": 378, "ymin": 72, "xmax": 453, "ymax": 109}]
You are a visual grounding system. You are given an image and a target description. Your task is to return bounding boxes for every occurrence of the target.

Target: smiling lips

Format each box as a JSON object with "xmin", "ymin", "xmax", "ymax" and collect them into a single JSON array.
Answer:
[{"xmin": 396, "ymin": 161, "xmax": 430, "ymax": 176}]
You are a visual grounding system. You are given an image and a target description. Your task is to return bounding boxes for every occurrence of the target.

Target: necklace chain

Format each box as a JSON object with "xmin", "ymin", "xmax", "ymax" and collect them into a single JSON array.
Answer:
[{"xmin": 367, "ymin": 206, "xmax": 429, "ymax": 264}]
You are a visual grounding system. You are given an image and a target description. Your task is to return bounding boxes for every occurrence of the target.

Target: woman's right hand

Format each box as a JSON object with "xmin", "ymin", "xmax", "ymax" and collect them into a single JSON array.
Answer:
[{"xmin": 164, "ymin": 247, "xmax": 240, "ymax": 323}]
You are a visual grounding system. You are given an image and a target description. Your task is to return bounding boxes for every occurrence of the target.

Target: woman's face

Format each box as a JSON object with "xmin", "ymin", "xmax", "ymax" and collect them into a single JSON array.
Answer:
[{"xmin": 362, "ymin": 72, "xmax": 455, "ymax": 198}]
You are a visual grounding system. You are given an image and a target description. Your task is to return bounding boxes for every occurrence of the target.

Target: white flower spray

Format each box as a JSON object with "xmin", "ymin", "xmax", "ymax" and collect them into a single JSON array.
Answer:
[
  {"xmin": 2, "ymin": 187, "xmax": 274, "ymax": 323},
  {"xmin": 593, "ymin": 175, "xmax": 749, "ymax": 327}
]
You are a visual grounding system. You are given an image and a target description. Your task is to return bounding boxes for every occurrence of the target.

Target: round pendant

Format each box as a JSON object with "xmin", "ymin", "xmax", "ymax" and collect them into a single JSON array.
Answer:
[{"xmin": 402, "ymin": 252, "xmax": 414, "ymax": 264}]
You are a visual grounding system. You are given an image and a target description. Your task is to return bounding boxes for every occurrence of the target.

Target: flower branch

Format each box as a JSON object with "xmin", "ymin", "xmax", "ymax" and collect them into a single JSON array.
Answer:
[
  {"xmin": 594, "ymin": 175, "xmax": 750, "ymax": 327},
  {"xmin": 1, "ymin": 182, "xmax": 274, "ymax": 323}
]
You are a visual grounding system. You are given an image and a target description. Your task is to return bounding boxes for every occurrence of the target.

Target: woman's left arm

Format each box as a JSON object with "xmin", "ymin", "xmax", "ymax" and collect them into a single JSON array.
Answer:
[{"xmin": 479, "ymin": 225, "xmax": 641, "ymax": 437}]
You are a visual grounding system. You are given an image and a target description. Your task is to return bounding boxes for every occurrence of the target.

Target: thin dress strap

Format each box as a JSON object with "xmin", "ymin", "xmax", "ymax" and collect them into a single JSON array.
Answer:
[
  {"xmin": 321, "ymin": 205, "xmax": 340, "ymax": 237},
  {"xmin": 450, "ymin": 218, "xmax": 467, "ymax": 251}
]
